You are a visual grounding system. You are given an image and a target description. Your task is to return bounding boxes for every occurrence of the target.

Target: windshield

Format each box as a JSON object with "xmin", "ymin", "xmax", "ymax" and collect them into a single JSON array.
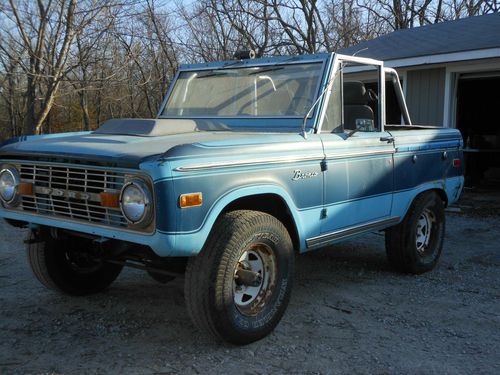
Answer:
[{"xmin": 161, "ymin": 62, "xmax": 323, "ymax": 118}]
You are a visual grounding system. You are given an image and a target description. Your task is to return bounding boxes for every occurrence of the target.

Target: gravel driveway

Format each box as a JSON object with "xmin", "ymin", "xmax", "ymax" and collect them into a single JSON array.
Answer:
[{"xmin": 1, "ymin": 192, "xmax": 499, "ymax": 374}]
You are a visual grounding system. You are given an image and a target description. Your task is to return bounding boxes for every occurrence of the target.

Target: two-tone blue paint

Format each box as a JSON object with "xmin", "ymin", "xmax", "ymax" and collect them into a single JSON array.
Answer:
[{"xmin": 0, "ymin": 53, "xmax": 464, "ymax": 257}]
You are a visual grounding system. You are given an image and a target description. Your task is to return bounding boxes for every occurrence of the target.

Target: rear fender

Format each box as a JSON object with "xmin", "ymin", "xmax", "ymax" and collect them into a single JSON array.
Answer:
[{"xmin": 392, "ymin": 177, "xmax": 463, "ymax": 221}]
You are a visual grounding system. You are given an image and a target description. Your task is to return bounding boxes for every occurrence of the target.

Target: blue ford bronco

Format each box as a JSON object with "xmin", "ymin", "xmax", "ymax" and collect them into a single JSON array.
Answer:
[{"xmin": 0, "ymin": 53, "xmax": 463, "ymax": 344}]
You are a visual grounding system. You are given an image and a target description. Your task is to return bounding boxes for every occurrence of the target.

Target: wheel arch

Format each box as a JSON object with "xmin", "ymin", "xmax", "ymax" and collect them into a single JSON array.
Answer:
[
  {"xmin": 200, "ymin": 185, "xmax": 304, "ymax": 253},
  {"xmin": 222, "ymin": 193, "xmax": 300, "ymax": 252},
  {"xmin": 392, "ymin": 183, "xmax": 451, "ymax": 228},
  {"xmin": 432, "ymin": 188, "xmax": 449, "ymax": 207},
  {"xmin": 410, "ymin": 187, "xmax": 448, "ymax": 207}
]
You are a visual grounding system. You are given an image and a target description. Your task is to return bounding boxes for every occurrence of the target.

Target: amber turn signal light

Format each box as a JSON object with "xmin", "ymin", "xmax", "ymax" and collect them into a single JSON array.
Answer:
[
  {"xmin": 100, "ymin": 192, "xmax": 120, "ymax": 208},
  {"xmin": 18, "ymin": 182, "xmax": 33, "ymax": 196},
  {"xmin": 179, "ymin": 192, "xmax": 203, "ymax": 208}
]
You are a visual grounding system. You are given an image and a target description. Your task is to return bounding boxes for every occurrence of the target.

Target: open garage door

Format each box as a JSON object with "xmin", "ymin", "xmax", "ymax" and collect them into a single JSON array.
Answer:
[{"xmin": 456, "ymin": 73, "xmax": 500, "ymax": 188}]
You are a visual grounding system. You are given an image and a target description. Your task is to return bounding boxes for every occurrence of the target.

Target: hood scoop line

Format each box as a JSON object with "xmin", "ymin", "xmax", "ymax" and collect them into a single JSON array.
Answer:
[{"xmin": 94, "ymin": 118, "xmax": 230, "ymax": 137}]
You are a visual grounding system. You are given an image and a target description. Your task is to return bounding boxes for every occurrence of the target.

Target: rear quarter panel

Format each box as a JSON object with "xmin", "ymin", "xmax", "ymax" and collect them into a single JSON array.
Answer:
[{"xmin": 390, "ymin": 128, "xmax": 464, "ymax": 218}]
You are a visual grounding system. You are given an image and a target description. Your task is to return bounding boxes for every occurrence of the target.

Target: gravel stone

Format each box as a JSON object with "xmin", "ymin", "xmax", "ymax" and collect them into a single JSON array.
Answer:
[{"xmin": 0, "ymin": 191, "xmax": 499, "ymax": 374}]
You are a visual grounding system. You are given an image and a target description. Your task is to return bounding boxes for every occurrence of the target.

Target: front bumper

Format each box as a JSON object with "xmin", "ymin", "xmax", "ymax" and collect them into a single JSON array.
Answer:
[{"xmin": 0, "ymin": 209, "xmax": 204, "ymax": 257}]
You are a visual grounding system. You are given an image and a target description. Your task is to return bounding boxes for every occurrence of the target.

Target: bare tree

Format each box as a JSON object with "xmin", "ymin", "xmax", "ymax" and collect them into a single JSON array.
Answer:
[
  {"xmin": 2, "ymin": 0, "xmax": 117, "ymax": 134},
  {"xmin": 358, "ymin": 0, "xmax": 495, "ymax": 29},
  {"xmin": 262, "ymin": 0, "xmax": 333, "ymax": 53},
  {"xmin": 0, "ymin": 38, "xmax": 25, "ymax": 138},
  {"xmin": 205, "ymin": 0, "xmax": 272, "ymax": 57},
  {"xmin": 67, "ymin": 3, "xmax": 126, "ymax": 131},
  {"xmin": 358, "ymin": 0, "xmax": 436, "ymax": 30},
  {"xmin": 5, "ymin": 0, "xmax": 78, "ymax": 134},
  {"xmin": 178, "ymin": 1, "xmax": 238, "ymax": 61},
  {"xmin": 0, "ymin": 0, "xmax": 498, "ymax": 140},
  {"xmin": 324, "ymin": 0, "xmax": 383, "ymax": 49}
]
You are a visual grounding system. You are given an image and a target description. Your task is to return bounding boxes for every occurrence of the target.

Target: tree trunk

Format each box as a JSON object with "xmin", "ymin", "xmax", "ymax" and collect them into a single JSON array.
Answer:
[
  {"xmin": 24, "ymin": 57, "xmax": 37, "ymax": 135},
  {"xmin": 46, "ymin": 109, "xmax": 52, "ymax": 134},
  {"xmin": 78, "ymin": 90, "xmax": 91, "ymax": 131},
  {"xmin": 6, "ymin": 63, "xmax": 18, "ymax": 137},
  {"xmin": 34, "ymin": 85, "xmax": 59, "ymax": 135}
]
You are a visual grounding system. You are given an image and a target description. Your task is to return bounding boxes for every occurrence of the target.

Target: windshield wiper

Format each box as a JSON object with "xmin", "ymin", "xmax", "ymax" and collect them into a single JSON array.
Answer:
[
  {"xmin": 196, "ymin": 71, "xmax": 228, "ymax": 79},
  {"xmin": 223, "ymin": 60, "xmax": 245, "ymax": 68},
  {"xmin": 248, "ymin": 66, "xmax": 284, "ymax": 75}
]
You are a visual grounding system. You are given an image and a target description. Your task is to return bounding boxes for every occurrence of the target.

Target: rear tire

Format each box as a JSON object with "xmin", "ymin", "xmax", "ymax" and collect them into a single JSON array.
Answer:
[
  {"xmin": 184, "ymin": 210, "xmax": 294, "ymax": 345},
  {"xmin": 27, "ymin": 234, "xmax": 123, "ymax": 296},
  {"xmin": 385, "ymin": 191, "xmax": 445, "ymax": 274}
]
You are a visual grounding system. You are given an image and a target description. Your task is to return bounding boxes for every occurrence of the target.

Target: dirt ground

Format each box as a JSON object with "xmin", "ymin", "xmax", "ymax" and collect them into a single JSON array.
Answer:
[{"xmin": 1, "ymin": 191, "xmax": 499, "ymax": 374}]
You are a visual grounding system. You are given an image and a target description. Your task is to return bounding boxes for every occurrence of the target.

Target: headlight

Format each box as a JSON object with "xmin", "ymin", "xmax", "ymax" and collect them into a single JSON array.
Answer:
[
  {"xmin": 0, "ymin": 166, "xmax": 20, "ymax": 205},
  {"xmin": 119, "ymin": 179, "xmax": 152, "ymax": 226}
]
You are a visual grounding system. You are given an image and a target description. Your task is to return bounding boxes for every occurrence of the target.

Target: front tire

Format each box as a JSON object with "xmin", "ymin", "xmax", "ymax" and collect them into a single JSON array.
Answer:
[
  {"xmin": 27, "ymin": 234, "xmax": 123, "ymax": 296},
  {"xmin": 385, "ymin": 191, "xmax": 445, "ymax": 274},
  {"xmin": 184, "ymin": 210, "xmax": 294, "ymax": 345}
]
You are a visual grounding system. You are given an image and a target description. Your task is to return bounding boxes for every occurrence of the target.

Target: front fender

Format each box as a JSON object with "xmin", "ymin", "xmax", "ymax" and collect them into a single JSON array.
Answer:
[{"xmin": 156, "ymin": 184, "xmax": 311, "ymax": 256}]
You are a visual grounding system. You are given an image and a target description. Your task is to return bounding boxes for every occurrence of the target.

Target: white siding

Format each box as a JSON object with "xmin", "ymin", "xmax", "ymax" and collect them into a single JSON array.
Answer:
[{"xmin": 406, "ymin": 68, "xmax": 446, "ymax": 126}]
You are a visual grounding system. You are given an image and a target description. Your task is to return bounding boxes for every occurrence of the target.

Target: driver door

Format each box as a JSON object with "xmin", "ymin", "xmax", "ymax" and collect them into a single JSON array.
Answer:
[{"xmin": 318, "ymin": 62, "xmax": 395, "ymax": 237}]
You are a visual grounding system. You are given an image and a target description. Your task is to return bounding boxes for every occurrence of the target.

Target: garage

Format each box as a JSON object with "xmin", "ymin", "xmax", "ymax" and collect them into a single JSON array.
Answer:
[
  {"xmin": 340, "ymin": 12, "xmax": 500, "ymax": 191},
  {"xmin": 456, "ymin": 74, "xmax": 500, "ymax": 187}
]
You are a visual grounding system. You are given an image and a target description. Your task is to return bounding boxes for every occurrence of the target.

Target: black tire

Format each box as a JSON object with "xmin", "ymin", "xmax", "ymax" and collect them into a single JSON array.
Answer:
[
  {"xmin": 184, "ymin": 210, "xmax": 294, "ymax": 345},
  {"xmin": 385, "ymin": 191, "xmax": 445, "ymax": 274},
  {"xmin": 27, "ymin": 234, "xmax": 123, "ymax": 296}
]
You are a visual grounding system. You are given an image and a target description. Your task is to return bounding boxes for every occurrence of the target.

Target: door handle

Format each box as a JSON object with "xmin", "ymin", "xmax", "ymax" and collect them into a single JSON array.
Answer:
[{"xmin": 380, "ymin": 136, "xmax": 394, "ymax": 143}]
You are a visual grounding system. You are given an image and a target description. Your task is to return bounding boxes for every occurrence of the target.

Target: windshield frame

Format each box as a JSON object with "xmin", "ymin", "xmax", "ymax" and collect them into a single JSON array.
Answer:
[{"xmin": 157, "ymin": 56, "xmax": 329, "ymax": 121}]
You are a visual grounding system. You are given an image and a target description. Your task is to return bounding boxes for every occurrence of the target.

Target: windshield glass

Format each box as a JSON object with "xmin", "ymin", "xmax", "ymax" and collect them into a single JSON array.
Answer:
[{"xmin": 161, "ymin": 62, "xmax": 323, "ymax": 118}]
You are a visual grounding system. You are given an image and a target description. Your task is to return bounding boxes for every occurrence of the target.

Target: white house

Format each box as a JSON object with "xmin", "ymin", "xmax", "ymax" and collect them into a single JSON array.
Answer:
[{"xmin": 340, "ymin": 12, "xmax": 500, "ymax": 186}]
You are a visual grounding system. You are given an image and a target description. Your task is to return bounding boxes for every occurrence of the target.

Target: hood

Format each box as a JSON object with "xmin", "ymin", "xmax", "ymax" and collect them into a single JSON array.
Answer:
[{"xmin": 0, "ymin": 119, "xmax": 293, "ymax": 167}]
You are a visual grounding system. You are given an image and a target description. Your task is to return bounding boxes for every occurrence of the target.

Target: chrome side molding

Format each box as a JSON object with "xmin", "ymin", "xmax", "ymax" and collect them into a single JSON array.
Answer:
[
  {"xmin": 306, "ymin": 216, "xmax": 400, "ymax": 248},
  {"xmin": 175, "ymin": 155, "xmax": 325, "ymax": 172}
]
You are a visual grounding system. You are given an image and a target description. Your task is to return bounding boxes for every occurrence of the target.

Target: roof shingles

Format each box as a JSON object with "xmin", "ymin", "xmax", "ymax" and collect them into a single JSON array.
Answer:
[{"xmin": 339, "ymin": 13, "xmax": 500, "ymax": 61}]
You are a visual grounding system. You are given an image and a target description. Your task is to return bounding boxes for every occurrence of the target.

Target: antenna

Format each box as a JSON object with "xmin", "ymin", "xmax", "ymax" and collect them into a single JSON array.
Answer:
[
  {"xmin": 301, "ymin": 61, "xmax": 343, "ymax": 139},
  {"xmin": 352, "ymin": 47, "xmax": 368, "ymax": 57},
  {"xmin": 301, "ymin": 87, "xmax": 329, "ymax": 139}
]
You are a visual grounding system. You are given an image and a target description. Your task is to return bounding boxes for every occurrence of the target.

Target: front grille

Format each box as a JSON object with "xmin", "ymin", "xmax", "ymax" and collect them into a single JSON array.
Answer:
[{"xmin": 16, "ymin": 162, "xmax": 129, "ymax": 228}]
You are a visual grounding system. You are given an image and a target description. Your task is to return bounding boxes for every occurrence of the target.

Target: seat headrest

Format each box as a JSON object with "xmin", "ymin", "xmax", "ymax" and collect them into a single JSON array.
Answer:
[{"xmin": 344, "ymin": 81, "xmax": 369, "ymax": 105}]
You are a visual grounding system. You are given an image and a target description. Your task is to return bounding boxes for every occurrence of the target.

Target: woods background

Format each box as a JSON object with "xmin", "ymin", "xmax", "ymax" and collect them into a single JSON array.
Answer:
[{"xmin": 0, "ymin": 0, "xmax": 498, "ymax": 141}]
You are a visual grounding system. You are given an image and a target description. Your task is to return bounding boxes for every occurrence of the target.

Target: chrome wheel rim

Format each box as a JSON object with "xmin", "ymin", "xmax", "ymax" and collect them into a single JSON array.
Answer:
[
  {"xmin": 416, "ymin": 208, "xmax": 434, "ymax": 255},
  {"xmin": 233, "ymin": 243, "xmax": 277, "ymax": 316}
]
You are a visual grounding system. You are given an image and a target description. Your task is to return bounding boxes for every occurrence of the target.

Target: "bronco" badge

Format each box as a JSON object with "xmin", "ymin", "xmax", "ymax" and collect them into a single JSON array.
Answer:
[{"xmin": 292, "ymin": 169, "xmax": 319, "ymax": 181}]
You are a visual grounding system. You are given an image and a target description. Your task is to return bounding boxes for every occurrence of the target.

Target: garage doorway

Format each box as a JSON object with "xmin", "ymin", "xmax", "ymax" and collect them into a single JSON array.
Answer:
[{"xmin": 456, "ymin": 73, "xmax": 500, "ymax": 188}]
